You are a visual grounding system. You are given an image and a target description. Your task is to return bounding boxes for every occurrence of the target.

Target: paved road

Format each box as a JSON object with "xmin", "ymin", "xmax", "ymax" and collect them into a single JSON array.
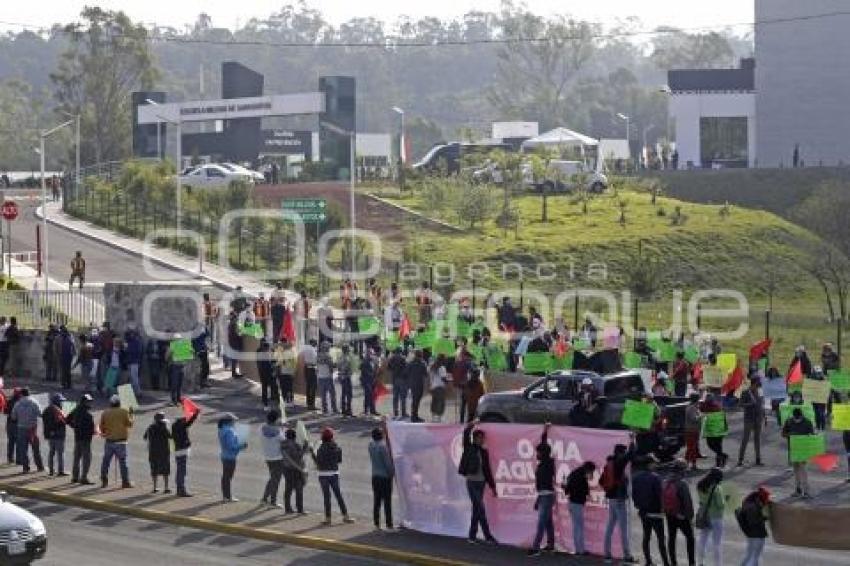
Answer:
[
  {"xmin": 13, "ymin": 496, "xmax": 383, "ymax": 566},
  {"xmin": 3, "ymin": 191, "xmax": 195, "ymax": 284}
]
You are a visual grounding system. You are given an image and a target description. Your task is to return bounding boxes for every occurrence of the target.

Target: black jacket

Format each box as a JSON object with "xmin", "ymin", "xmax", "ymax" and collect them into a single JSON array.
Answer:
[
  {"xmin": 388, "ymin": 354, "xmax": 407, "ymax": 382},
  {"xmin": 535, "ymin": 431, "xmax": 555, "ymax": 493},
  {"xmin": 41, "ymin": 405, "xmax": 66, "ymax": 440},
  {"xmin": 313, "ymin": 441, "xmax": 342, "ymax": 472},
  {"xmin": 738, "ymin": 495, "xmax": 768, "ymax": 538},
  {"xmin": 631, "ymin": 469, "xmax": 663, "ymax": 514},
  {"xmin": 563, "ymin": 467, "xmax": 590, "ymax": 505},
  {"xmin": 404, "ymin": 359, "xmax": 428, "ymax": 394},
  {"xmin": 458, "ymin": 424, "xmax": 496, "ymax": 491},
  {"xmin": 66, "ymin": 405, "xmax": 95, "ymax": 442},
  {"xmin": 171, "ymin": 412, "xmax": 198, "ymax": 451},
  {"xmin": 782, "ymin": 416, "xmax": 815, "ymax": 437}
]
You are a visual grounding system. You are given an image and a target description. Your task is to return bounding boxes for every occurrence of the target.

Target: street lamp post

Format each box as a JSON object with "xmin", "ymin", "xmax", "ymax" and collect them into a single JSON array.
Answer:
[
  {"xmin": 60, "ymin": 111, "xmax": 81, "ymax": 205},
  {"xmin": 349, "ymin": 130, "xmax": 356, "ymax": 276},
  {"xmin": 617, "ymin": 112, "xmax": 631, "ymax": 166},
  {"xmin": 392, "ymin": 106, "xmax": 405, "ymax": 190},
  {"xmin": 145, "ymin": 99, "xmax": 162, "ymax": 160},
  {"xmin": 40, "ymin": 118, "xmax": 75, "ymax": 291}
]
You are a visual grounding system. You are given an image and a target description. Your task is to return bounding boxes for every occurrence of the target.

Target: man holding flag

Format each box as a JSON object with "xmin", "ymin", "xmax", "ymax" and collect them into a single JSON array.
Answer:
[{"xmin": 173, "ymin": 397, "xmax": 200, "ymax": 497}]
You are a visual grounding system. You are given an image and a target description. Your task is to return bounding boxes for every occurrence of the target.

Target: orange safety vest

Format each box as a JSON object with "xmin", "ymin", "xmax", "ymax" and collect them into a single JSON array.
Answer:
[{"xmin": 253, "ymin": 299, "xmax": 269, "ymax": 319}]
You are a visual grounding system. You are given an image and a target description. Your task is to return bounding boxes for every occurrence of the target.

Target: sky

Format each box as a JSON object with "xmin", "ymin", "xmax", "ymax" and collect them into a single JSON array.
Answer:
[{"xmin": 2, "ymin": 1, "xmax": 754, "ymax": 34}]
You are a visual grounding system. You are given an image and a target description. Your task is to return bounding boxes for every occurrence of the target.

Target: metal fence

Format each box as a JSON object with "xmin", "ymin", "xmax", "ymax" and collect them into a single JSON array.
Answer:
[{"xmin": 0, "ymin": 289, "xmax": 104, "ymax": 329}]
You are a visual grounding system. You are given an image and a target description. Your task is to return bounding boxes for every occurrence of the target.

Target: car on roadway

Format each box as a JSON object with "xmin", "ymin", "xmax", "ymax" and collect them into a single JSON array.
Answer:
[
  {"xmin": 0, "ymin": 492, "xmax": 47, "ymax": 564},
  {"xmin": 524, "ymin": 160, "xmax": 608, "ymax": 193},
  {"xmin": 178, "ymin": 163, "xmax": 254, "ymax": 189},
  {"xmin": 220, "ymin": 162, "xmax": 265, "ymax": 183},
  {"xmin": 476, "ymin": 370, "xmax": 689, "ymax": 446}
]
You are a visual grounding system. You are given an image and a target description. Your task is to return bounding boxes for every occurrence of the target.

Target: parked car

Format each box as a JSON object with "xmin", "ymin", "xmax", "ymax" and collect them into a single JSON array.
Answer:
[
  {"xmin": 476, "ymin": 370, "xmax": 689, "ymax": 446},
  {"xmin": 0, "ymin": 492, "xmax": 47, "ymax": 564},
  {"xmin": 178, "ymin": 164, "xmax": 253, "ymax": 189},
  {"xmin": 220, "ymin": 162, "xmax": 265, "ymax": 183},
  {"xmin": 524, "ymin": 160, "xmax": 608, "ymax": 193}
]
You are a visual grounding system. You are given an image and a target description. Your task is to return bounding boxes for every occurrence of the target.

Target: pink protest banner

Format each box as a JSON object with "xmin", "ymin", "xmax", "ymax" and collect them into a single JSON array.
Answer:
[{"xmin": 386, "ymin": 422, "xmax": 630, "ymax": 557}]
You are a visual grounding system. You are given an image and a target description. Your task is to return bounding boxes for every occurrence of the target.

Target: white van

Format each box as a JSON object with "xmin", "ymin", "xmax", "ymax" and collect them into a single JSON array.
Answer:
[{"xmin": 525, "ymin": 160, "xmax": 608, "ymax": 193}]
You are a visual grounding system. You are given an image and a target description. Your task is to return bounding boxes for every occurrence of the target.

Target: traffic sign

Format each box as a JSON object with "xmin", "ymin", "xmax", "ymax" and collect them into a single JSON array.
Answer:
[
  {"xmin": 1, "ymin": 201, "xmax": 18, "ymax": 221},
  {"xmin": 282, "ymin": 198, "xmax": 327, "ymax": 223}
]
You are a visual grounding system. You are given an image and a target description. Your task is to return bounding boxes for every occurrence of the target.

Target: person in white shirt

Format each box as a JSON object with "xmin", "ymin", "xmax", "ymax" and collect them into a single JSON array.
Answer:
[
  {"xmin": 261, "ymin": 410, "xmax": 286, "ymax": 507},
  {"xmin": 299, "ymin": 340, "xmax": 319, "ymax": 410},
  {"xmin": 429, "ymin": 354, "xmax": 449, "ymax": 422}
]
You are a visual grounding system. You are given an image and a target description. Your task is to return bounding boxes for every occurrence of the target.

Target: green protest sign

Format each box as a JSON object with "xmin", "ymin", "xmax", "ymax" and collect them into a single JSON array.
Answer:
[
  {"xmin": 829, "ymin": 372, "xmax": 850, "ymax": 391},
  {"xmin": 684, "ymin": 346, "xmax": 700, "ymax": 364},
  {"xmin": 702, "ymin": 411, "xmax": 728, "ymax": 438},
  {"xmin": 757, "ymin": 358, "xmax": 768, "ymax": 372},
  {"xmin": 358, "ymin": 317, "xmax": 381, "ymax": 336},
  {"xmin": 484, "ymin": 345, "xmax": 507, "ymax": 371},
  {"xmin": 623, "ymin": 351, "xmax": 644, "ymax": 369},
  {"xmin": 779, "ymin": 402, "xmax": 815, "ymax": 425},
  {"xmin": 654, "ymin": 342, "xmax": 677, "ymax": 363},
  {"xmin": 243, "ymin": 323, "xmax": 264, "ymax": 339},
  {"xmin": 802, "ymin": 379, "xmax": 832, "ymax": 405},
  {"xmin": 573, "ymin": 339, "xmax": 591, "ymax": 351},
  {"xmin": 171, "ymin": 339, "xmax": 195, "ymax": 362},
  {"xmin": 432, "ymin": 338, "xmax": 456, "ymax": 358},
  {"xmin": 621, "ymin": 400, "xmax": 655, "ymax": 430},
  {"xmin": 468, "ymin": 345, "xmax": 483, "ymax": 361},
  {"xmin": 552, "ymin": 351, "xmax": 574, "ymax": 371},
  {"xmin": 832, "ymin": 404, "xmax": 850, "ymax": 431},
  {"xmin": 385, "ymin": 334, "xmax": 401, "ymax": 351},
  {"xmin": 523, "ymin": 352, "xmax": 553, "ymax": 375},
  {"xmin": 456, "ymin": 320, "xmax": 473, "ymax": 338},
  {"xmin": 790, "ymin": 433, "xmax": 826, "ymax": 463},
  {"xmin": 414, "ymin": 330, "xmax": 436, "ymax": 349}
]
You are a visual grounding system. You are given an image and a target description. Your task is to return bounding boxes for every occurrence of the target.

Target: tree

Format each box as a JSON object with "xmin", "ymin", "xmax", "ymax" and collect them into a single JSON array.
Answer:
[
  {"xmin": 650, "ymin": 29, "xmax": 736, "ymax": 70},
  {"xmin": 488, "ymin": 149, "xmax": 525, "ymax": 236},
  {"xmin": 452, "ymin": 179, "xmax": 495, "ymax": 229},
  {"xmin": 793, "ymin": 181, "xmax": 850, "ymax": 259},
  {"xmin": 406, "ymin": 117, "xmax": 444, "ymax": 163},
  {"xmin": 51, "ymin": 7, "xmax": 158, "ymax": 165}
]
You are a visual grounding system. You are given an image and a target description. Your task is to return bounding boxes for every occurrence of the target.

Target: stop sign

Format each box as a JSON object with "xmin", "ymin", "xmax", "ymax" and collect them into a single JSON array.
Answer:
[{"xmin": 1, "ymin": 200, "xmax": 18, "ymax": 221}]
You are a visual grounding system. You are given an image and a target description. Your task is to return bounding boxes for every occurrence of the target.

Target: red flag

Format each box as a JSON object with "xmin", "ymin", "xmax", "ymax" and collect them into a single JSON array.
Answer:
[
  {"xmin": 398, "ymin": 314, "xmax": 411, "ymax": 340},
  {"xmin": 373, "ymin": 381, "xmax": 389, "ymax": 403},
  {"xmin": 811, "ymin": 453, "xmax": 840, "ymax": 473},
  {"xmin": 692, "ymin": 362, "xmax": 703, "ymax": 385},
  {"xmin": 281, "ymin": 309, "xmax": 296, "ymax": 344},
  {"xmin": 181, "ymin": 396, "xmax": 201, "ymax": 420},
  {"xmin": 0, "ymin": 391, "xmax": 6, "ymax": 414},
  {"xmin": 786, "ymin": 360, "xmax": 803, "ymax": 385},
  {"xmin": 749, "ymin": 339, "xmax": 772, "ymax": 362},
  {"xmin": 721, "ymin": 366, "xmax": 745, "ymax": 395}
]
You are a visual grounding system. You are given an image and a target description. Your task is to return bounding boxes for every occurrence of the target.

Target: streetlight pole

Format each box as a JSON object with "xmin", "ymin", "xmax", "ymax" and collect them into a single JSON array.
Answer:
[
  {"xmin": 617, "ymin": 112, "xmax": 630, "ymax": 165},
  {"xmin": 145, "ymin": 99, "xmax": 162, "ymax": 160},
  {"xmin": 392, "ymin": 106, "xmax": 405, "ymax": 190},
  {"xmin": 349, "ymin": 130, "xmax": 356, "ymax": 276},
  {"xmin": 59, "ymin": 111, "xmax": 81, "ymax": 205},
  {"xmin": 40, "ymin": 118, "xmax": 75, "ymax": 291}
]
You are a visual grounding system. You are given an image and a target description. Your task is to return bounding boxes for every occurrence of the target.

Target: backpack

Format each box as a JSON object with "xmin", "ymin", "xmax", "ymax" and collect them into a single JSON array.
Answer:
[
  {"xmin": 599, "ymin": 460, "xmax": 617, "ymax": 492},
  {"xmin": 662, "ymin": 480, "xmax": 682, "ymax": 516}
]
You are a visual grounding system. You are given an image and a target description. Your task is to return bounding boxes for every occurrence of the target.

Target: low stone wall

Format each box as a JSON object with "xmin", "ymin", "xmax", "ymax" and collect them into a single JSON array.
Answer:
[{"xmin": 4, "ymin": 330, "xmax": 49, "ymax": 381}]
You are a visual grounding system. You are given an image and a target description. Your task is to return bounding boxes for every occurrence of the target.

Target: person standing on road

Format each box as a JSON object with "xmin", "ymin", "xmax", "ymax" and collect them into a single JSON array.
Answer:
[
  {"xmin": 316, "ymin": 342, "xmax": 338, "ymax": 415},
  {"xmin": 44, "ymin": 324, "xmax": 59, "ymax": 383},
  {"xmin": 258, "ymin": 339, "xmax": 277, "ymax": 411},
  {"xmin": 274, "ymin": 341, "xmax": 296, "ymax": 405},
  {"xmin": 684, "ymin": 393, "xmax": 702, "ymax": 471},
  {"xmin": 261, "ymin": 410, "xmax": 286, "ymax": 507},
  {"xmin": 738, "ymin": 487, "xmax": 771, "ymax": 566},
  {"xmin": 368, "ymin": 426, "xmax": 394, "ymax": 530},
  {"xmin": 171, "ymin": 407, "xmax": 198, "ymax": 497},
  {"xmin": 100, "ymin": 394, "xmax": 133, "ymax": 488},
  {"xmin": 457, "ymin": 420, "xmax": 498, "ymax": 545},
  {"xmin": 42, "ymin": 393, "xmax": 67, "ymax": 477},
  {"xmin": 67, "ymin": 393, "xmax": 95, "ymax": 484},
  {"xmin": 405, "ymin": 350, "xmax": 428, "ymax": 423},
  {"xmin": 602, "ymin": 442, "xmax": 637, "ymax": 563},
  {"xmin": 143, "ymin": 411, "xmax": 172, "ymax": 494},
  {"xmin": 0, "ymin": 316, "xmax": 9, "ymax": 378},
  {"xmin": 10, "ymin": 388, "xmax": 43, "ymax": 473},
  {"xmin": 165, "ymin": 335, "xmax": 187, "ymax": 406},
  {"xmin": 337, "ymin": 345, "xmax": 356, "ymax": 417},
  {"xmin": 631, "ymin": 456, "xmax": 671, "ymax": 566},
  {"xmin": 662, "ymin": 465, "xmax": 695, "ymax": 566},
  {"xmin": 388, "ymin": 347, "xmax": 408, "ymax": 419},
  {"xmin": 808, "ymin": 366, "xmax": 829, "ymax": 431},
  {"xmin": 561, "ymin": 459, "xmax": 596, "ymax": 557},
  {"xmin": 281, "ymin": 428, "xmax": 308, "ymax": 514},
  {"xmin": 311, "ymin": 427, "xmax": 354, "ymax": 526},
  {"xmin": 193, "ymin": 324, "xmax": 210, "ymax": 389},
  {"xmin": 218, "ymin": 413, "xmax": 247, "ymax": 502},
  {"xmin": 700, "ymin": 393, "xmax": 728, "ymax": 468},
  {"xmin": 429, "ymin": 354, "xmax": 448, "ymax": 422},
  {"xmin": 75, "ymin": 334, "xmax": 94, "ymax": 392},
  {"xmin": 781, "ymin": 407, "xmax": 815, "ymax": 498},
  {"xmin": 58, "ymin": 326, "xmax": 76, "ymax": 390},
  {"xmin": 300, "ymin": 339, "xmax": 319, "ymax": 411},
  {"xmin": 360, "ymin": 348, "xmax": 379, "ymax": 416},
  {"xmin": 738, "ymin": 379, "xmax": 765, "ymax": 467},
  {"xmin": 4, "ymin": 388, "xmax": 22, "ymax": 464},
  {"xmin": 670, "ymin": 352, "xmax": 691, "ymax": 397},
  {"xmin": 695, "ymin": 468, "xmax": 726, "ymax": 566},
  {"xmin": 124, "ymin": 329, "xmax": 143, "ymax": 397},
  {"xmin": 528, "ymin": 424, "xmax": 556, "ymax": 556},
  {"xmin": 69, "ymin": 251, "xmax": 86, "ymax": 289}
]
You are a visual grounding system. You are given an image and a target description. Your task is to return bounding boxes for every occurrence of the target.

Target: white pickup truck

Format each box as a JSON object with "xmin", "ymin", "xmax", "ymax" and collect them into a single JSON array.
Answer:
[{"xmin": 525, "ymin": 160, "xmax": 608, "ymax": 193}]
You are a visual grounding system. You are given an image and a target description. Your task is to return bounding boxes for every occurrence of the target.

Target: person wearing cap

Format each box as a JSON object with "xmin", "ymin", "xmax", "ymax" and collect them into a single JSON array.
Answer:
[
  {"xmin": 405, "ymin": 350, "xmax": 428, "ymax": 423},
  {"xmin": 42, "ymin": 393, "xmax": 68, "ymax": 476},
  {"xmin": 144, "ymin": 412, "xmax": 172, "ymax": 493},
  {"xmin": 311, "ymin": 427, "xmax": 354, "ymax": 525},
  {"xmin": 781, "ymin": 406, "xmax": 815, "ymax": 498},
  {"xmin": 10, "ymin": 388, "xmax": 44, "ymax": 473},
  {"xmin": 738, "ymin": 486, "xmax": 771, "ymax": 566},
  {"xmin": 171, "ymin": 404, "xmax": 200, "ymax": 497},
  {"xmin": 337, "ymin": 344, "xmax": 356, "ymax": 417},
  {"xmin": 218, "ymin": 413, "xmax": 246, "ymax": 502},
  {"xmin": 99, "ymin": 394, "xmax": 134, "ymax": 488},
  {"xmin": 67, "ymin": 394, "xmax": 95, "ymax": 484}
]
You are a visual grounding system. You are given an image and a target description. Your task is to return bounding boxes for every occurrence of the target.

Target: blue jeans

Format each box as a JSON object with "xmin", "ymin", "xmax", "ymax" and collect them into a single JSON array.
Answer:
[
  {"xmin": 362, "ymin": 380, "xmax": 376, "ymax": 414},
  {"xmin": 466, "ymin": 480, "xmax": 494, "ymax": 541},
  {"xmin": 569, "ymin": 502, "xmax": 586, "ymax": 554},
  {"xmin": 318, "ymin": 378, "xmax": 337, "ymax": 413},
  {"xmin": 129, "ymin": 363, "xmax": 141, "ymax": 396},
  {"xmin": 101, "ymin": 441, "xmax": 129, "ymax": 484},
  {"xmin": 48, "ymin": 438, "xmax": 65, "ymax": 475},
  {"xmin": 742, "ymin": 537, "xmax": 765, "ymax": 566},
  {"xmin": 393, "ymin": 380, "xmax": 408, "ymax": 417},
  {"xmin": 604, "ymin": 498, "xmax": 632, "ymax": 558},
  {"xmin": 339, "ymin": 377, "xmax": 353, "ymax": 414},
  {"xmin": 318, "ymin": 474, "xmax": 348, "ymax": 518},
  {"xmin": 175, "ymin": 455, "xmax": 188, "ymax": 494},
  {"xmin": 532, "ymin": 493, "xmax": 555, "ymax": 550}
]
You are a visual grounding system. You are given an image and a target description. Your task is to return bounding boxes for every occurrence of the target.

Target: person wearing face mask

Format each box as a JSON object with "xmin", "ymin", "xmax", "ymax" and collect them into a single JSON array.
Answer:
[{"xmin": 737, "ymin": 378, "xmax": 765, "ymax": 467}]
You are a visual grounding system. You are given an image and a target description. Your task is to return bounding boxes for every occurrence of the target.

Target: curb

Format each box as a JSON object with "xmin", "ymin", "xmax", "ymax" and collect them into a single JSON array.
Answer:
[
  {"xmin": 1, "ymin": 482, "xmax": 471, "ymax": 566},
  {"xmin": 36, "ymin": 204, "xmax": 236, "ymax": 292}
]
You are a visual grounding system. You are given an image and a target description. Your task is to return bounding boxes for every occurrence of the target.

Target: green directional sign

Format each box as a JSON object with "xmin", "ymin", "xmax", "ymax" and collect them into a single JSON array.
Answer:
[{"xmin": 282, "ymin": 198, "xmax": 328, "ymax": 223}]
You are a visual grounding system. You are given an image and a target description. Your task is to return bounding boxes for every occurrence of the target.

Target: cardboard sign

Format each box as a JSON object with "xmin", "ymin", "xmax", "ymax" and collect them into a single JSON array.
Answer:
[
  {"xmin": 802, "ymin": 379, "xmax": 832, "ymax": 405},
  {"xmin": 295, "ymin": 420, "xmax": 310, "ymax": 445},
  {"xmin": 702, "ymin": 411, "xmax": 728, "ymax": 438},
  {"xmin": 61, "ymin": 401, "xmax": 77, "ymax": 415},
  {"xmin": 702, "ymin": 366, "xmax": 726, "ymax": 388},
  {"xmin": 523, "ymin": 352, "xmax": 553, "ymax": 375},
  {"xmin": 117, "ymin": 384, "xmax": 139, "ymax": 410},
  {"xmin": 621, "ymin": 400, "xmax": 655, "ymax": 430},
  {"xmin": 779, "ymin": 402, "xmax": 815, "ymax": 425},
  {"xmin": 171, "ymin": 339, "xmax": 195, "ymax": 362},
  {"xmin": 716, "ymin": 353, "xmax": 737, "ymax": 376},
  {"xmin": 790, "ymin": 433, "xmax": 826, "ymax": 463},
  {"xmin": 831, "ymin": 404, "xmax": 850, "ymax": 431}
]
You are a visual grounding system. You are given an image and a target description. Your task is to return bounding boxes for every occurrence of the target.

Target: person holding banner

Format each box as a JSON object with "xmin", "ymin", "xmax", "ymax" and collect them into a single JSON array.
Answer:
[
  {"xmin": 218, "ymin": 413, "xmax": 247, "ymax": 502},
  {"xmin": 700, "ymin": 394, "xmax": 728, "ymax": 468},
  {"xmin": 99, "ymin": 395, "xmax": 133, "ymax": 488},
  {"xmin": 66, "ymin": 393, "xmax": 95, "ymax": 485},
  {"xmin": 808, "ymin": 366, "xmax": 829, "ymax": 431},
  {"xmin": 781, "ymin": 407, "xmax": 815, "ymax": 498},
  {"xmin": 529, "ymin": 424, "xmax": 556, "ymax": 556},
  {"xmin": 165, "ymin": 335, "xmax": 188, "ymax": 406},
  {"xmin": 368, "ymin": 426, "xmax": 395, "ymax": 530},
  {"xmin": 458, "ymin": 420, "xmax": 498, "ymax": 545},
  {"xmin": 602, "ymin": 442, "xmax": 637, "ymax": 563}
]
